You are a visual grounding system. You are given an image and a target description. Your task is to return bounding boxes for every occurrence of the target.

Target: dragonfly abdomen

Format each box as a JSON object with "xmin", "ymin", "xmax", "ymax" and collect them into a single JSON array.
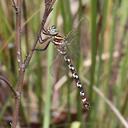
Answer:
[{"xmin": 63, "ymin": 54, "xmax": 89, "ymax": 109}]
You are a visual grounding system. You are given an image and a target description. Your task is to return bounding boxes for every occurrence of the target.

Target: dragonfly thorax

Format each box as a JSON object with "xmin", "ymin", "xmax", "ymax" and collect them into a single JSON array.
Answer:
[{"xmin": 53, "ymin": 35, "xmax": 64, "ymax": 45}]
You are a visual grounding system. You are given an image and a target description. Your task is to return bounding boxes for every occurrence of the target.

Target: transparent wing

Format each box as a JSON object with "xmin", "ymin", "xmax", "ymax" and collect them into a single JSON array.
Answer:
[
  {"xmin": 65, "ymin": 16, "xmax": 89, "ymax": 46},
  {"xmin": 63, "ymin": 17, "xmax": 89, "ymax": 68},
  {"xmin": 50, "ymin": 50, "xmax": 69, "ymax": 83}
]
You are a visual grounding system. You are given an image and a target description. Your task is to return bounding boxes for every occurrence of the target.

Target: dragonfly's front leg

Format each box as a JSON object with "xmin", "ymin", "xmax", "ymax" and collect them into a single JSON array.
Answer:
[
  {"xmin": 42, "ymin": 28, "xmax": 52, "ymax": 36},
  {"xmin": 34, "ymin": 41, "xmax": 51, "ymax": 51}
]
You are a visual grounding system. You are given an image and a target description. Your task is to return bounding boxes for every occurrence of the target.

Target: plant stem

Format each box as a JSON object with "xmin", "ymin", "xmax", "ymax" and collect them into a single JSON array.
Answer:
[{"xmin": 12, "ymin": 0, "xmax": 25, "ymax": 127}]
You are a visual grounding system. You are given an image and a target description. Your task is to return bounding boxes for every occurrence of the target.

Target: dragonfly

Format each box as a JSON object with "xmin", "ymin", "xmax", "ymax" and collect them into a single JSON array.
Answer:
[{"xmin": 35, "ymin": 25, "xmax": 90, "ymax": 110}]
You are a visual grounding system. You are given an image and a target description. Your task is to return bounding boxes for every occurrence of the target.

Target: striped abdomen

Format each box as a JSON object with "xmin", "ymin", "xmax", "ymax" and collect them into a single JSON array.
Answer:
[{"xmin": 63, "ymin": 54, "xmax": 89, "ymax": 109}]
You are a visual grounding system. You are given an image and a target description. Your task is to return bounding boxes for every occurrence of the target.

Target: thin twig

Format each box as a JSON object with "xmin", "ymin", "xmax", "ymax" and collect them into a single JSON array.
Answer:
[
  {"xmin": 24, "ymin": 0, "xmax": 56, "ymax": 68},
  {"xmin": 0, "ymin": 76, "xmax": 17, "ymax": 97},
  {"xmin": 11, "ymin": 0, "xmax": 18, "ymax": 12},
  {"xmin": 23, "ymin": 0, "xmax": 29, "ymax": 53},
  {"xmin": 93, "ymin": 85, "xmax": 128, "ymax": 128},
  {"xmin": 12, "ymin": 0, "xmax": 24, "ymax": 128}
]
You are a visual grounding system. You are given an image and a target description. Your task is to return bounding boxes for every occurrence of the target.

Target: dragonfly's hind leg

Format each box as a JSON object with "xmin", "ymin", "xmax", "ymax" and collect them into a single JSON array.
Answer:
[{"xmin": 38, "ymin": 36, "xmax": 52, "ymax": 44}]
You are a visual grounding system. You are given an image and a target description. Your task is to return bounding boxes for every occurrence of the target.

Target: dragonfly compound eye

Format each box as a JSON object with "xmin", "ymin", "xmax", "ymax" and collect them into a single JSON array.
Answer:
[{"xmin": 48, "ymin": 25, "xmax": 58, "ymax": 36}]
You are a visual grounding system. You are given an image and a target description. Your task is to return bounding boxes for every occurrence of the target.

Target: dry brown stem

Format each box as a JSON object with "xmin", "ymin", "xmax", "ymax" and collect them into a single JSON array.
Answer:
[{"xmin": 10, "ymin": 0, "xmax": 56, "ymax": 128}]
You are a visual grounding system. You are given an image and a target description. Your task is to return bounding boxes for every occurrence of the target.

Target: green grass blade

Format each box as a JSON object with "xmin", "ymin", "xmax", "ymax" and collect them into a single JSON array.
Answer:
[
  {"xmin": 89, "ymin": 0, "xmax": 97, "ymax": 104},
  {"xmin": 42, "ymin": 2, "xmax": 58, "ymax": 127},
  {"xmin": 59, "ymin": 0, "xmax": 73, "ymax": 34},
  {"xmin": 43, "ymin": 44, "xmax": 54, "ymax": 128},
  {"xmin": 59, "ymin": 0, "xmax": 73, "ymax": 124}
]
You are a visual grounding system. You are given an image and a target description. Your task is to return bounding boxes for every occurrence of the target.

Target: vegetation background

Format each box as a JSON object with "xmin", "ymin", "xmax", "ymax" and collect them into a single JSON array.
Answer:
[{"xmin": 0, "ymin": 0, "xmax": 128, "ymax": 128}]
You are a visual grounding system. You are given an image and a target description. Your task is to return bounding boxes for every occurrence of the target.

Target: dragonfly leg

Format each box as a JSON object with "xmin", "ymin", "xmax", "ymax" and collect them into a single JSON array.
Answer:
[
  {"xmin": 34, "ymin": 41, "xmax": 50, "ymax": 51},
  {"xmin": 42, "ymin": 28, "xmax": 51, "ymax": 35},
  {"xmin": 39, "ymin": 36, "xmax": 52, "ymax": 44}
]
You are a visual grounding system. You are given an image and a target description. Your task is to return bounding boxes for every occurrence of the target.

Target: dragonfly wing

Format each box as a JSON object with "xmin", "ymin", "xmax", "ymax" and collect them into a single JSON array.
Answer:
[{"xmin": 50, "ymin": 52, "xmax": 69, "ymax": 83}]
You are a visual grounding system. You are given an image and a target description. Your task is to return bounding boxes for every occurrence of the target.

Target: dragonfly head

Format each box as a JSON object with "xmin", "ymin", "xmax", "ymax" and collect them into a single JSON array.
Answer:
[{"xmin": 48, "ymin": 25, "xmax": 58, "ymax": 36}]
